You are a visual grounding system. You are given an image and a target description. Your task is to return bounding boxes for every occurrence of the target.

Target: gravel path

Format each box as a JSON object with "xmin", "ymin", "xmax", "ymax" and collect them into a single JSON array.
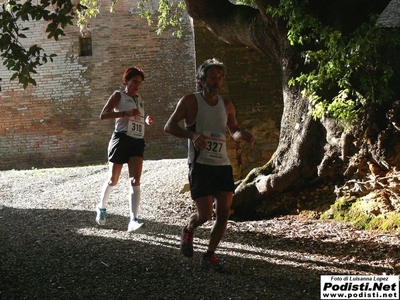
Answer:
[{"xmin": 1, "ymin": 159, "xmax": 399, "ymax": 300}]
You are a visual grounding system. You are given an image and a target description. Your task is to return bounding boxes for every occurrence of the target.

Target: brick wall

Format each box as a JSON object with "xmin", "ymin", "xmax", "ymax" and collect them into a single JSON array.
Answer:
[
  {"xmin": 0, "ymin": 0, "xmax": 194, "ymax": 170},
  {"xmin": 0, "ymin": 2, "xmax": 283, "ymax": 180}
]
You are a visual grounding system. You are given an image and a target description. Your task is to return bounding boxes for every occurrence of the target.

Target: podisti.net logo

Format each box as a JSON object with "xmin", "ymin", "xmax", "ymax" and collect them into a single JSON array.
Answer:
[{"xmin": 320, "ymin": 275, "xmax": 399, "ymax": 299}]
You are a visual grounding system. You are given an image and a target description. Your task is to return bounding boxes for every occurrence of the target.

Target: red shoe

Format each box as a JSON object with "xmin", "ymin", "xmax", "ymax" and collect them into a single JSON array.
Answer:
[
  {"xmin": 201, "ymin": 254, "xmax": 226, "ymax": 273},
  {"xmin": 180, "ymin": 226, "xmax": 193, "ymax": 257}
]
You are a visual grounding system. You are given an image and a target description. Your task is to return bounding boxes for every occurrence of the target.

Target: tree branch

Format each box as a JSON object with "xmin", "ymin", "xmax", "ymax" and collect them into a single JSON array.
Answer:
[{"xmin": 184, "ymin": 0, "xmax": 283, "ymax": 62}]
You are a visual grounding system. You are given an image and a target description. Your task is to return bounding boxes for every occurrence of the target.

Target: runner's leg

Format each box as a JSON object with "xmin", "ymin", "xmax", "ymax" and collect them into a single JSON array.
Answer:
[
  {"xmin": 127, "ymin": 156, "xmax": 143, "ymax": 220},
  {"xmin": 98, "ymin": 162, "xmax": 123, "ymax": 208},
  {"xmin": 207, "ymin": 191, "xmax": 233, "ymax": 252}
]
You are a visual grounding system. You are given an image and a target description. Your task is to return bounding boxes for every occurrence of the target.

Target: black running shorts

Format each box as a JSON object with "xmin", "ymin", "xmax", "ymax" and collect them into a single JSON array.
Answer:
[
  {"xmin": 108, "ymin": 132, "xmax": 145, "ymax": 164},
  {"xmin": 188, "ymin": 163, "xmax": 235, "ymax": 200}
]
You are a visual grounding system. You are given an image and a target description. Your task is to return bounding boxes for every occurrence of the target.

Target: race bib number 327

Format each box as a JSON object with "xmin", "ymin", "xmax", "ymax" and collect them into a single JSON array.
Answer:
[{"xmin": 203, "ymin": 130, "xmax": 226, "ymax": 161}]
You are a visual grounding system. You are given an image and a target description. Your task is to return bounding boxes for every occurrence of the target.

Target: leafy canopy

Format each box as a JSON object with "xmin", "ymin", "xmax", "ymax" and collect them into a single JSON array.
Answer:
[
  {"xmin": 1, "ymin": 0, "xmax": 399, "ymax": 127},
  {"xmin": 75, "ymin": 0, "xmax": 186, "ymax": 36},
  {"xmin": 269, "ymin": 0, "xmax": 400, "ymax": 125},
  {"xmin": 138, "ymin": 0, "xmax": 186, "ymax": 37},
  {"xmin": 0, "ymin": 0, "xmax": 185, "ymax": 88},
  {"xmin": 0, "ymin": 0, "xmax": 76, "ymax": 88}
]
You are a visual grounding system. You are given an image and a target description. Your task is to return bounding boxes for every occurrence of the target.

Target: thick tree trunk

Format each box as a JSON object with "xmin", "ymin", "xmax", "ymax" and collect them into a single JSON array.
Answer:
[
  {"xmin": 184, "ymin": 0, "xmax": 337, "ymax": 217},
  {"xmin": 233, "ymin": 77, "xmax": 331, "ymax": 217},
  {"xmin": 184, "ymin": 0, "xmax": 284, "ymax": 62},
  {"xmin": 184, "ymin": 0, "xmax": 398, "ymax": 220}
]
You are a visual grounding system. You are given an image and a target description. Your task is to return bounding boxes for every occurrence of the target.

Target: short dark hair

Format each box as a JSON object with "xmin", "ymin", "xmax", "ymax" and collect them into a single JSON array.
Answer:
[
  {"xmin": 196, "ymin": 58, "xmax": 226, "ymax": 91},
  {"xmin": 123, "ymin": 67, "xmax": 145, "ymax": 83}
]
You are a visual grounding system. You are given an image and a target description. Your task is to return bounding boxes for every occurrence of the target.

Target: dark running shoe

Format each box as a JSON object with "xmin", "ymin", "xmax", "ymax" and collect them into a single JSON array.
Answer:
[
  {"xmin": 200, "ymin": 254, "xmax": 226, "ymax": 273},
  {"xmin": 180, "ymin": 226, "xmax": 194, "ymax": 257}
]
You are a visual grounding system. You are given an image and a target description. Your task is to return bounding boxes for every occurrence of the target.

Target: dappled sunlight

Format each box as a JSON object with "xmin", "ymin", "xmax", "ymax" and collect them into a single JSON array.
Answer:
[
  {"xmin": 75, "ymin": 225, "xmax": 386, "ymax": 275},
  {"xmin": 2, "ymin": 160, "xmax": 399, "ymax": 299}
]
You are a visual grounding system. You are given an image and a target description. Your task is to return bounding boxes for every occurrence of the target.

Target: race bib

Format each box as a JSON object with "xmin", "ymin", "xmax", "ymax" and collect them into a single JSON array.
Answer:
[
  {"xmin": 202, "ymin": 130, "xmax": 227, "ymax": 161},
  {"xmin": 126, "ymin": 117, "xmax": 145, "ymax": 138}
]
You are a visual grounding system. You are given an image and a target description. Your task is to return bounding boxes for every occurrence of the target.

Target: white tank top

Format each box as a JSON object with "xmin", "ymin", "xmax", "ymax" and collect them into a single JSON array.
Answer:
[
  {"xmin": 187, "ymin": 92, "xmax": 230, "ymax": 166},
  {"xmin": 113, "ymin": 90, "xmax": 145, "ymax": 139}
]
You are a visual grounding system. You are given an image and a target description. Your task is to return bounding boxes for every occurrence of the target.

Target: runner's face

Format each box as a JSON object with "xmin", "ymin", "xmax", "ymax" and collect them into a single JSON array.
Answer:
[
  {"xmin": 126, "ymin": 75, "xmax": 143, "ymax": 96},
  {"xmin": 202, "ymin": 67, "xmax": 224, "ymax": 96}
]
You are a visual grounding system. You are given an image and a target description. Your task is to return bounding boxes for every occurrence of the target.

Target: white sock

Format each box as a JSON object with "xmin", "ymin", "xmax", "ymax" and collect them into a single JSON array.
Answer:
[
  {"xmin": 129, "ymin": 186, "xmax": 141, "ymax": 221},
  {"xmin": 99, "ymin": 182, "xmax": 114, "ymax": 208}
]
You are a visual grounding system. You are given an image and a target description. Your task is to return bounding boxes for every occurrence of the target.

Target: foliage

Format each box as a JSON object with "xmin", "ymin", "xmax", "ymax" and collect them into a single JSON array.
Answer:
[
  {"xmin": 74, "ymin": 0, "xmax": 187, "ymax": 37},
  {"xmin": 0, "ymin": 0, "xmax": 187, "ymax": 88},
  {"xmin": 0, "ymin": 0, "xmax": 76, "ymax": 88},
  {"xmin": 321, "ymin": 197, "xmax": 400, "ymax": 231},
  {"xmin": 138, "ymin": 0, "xmax": 186, "ymax": 37},
  {"xmin": 1, "ymin": 0, "xmax": 399, "ymax": 129},
  {"xmin": 235, "ymin": 0, "xmax": 255, "ymax": 6},
  {"xmin": 268, "ymin": 0, "xmax": 400, "ymax": 126},
  {"xmin": 75, "ymin": 0, "xmax": 100, "ymax": 29},
  {"xmin": 376, "ymin": 214, "xmax": 400, "ymax": 231}
]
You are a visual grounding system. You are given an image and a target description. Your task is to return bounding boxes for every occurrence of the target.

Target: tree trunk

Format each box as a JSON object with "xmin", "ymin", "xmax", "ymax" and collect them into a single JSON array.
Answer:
[
  {"xmin": 233, "ymin": 88, "xmax": 328, "ymax": 216},
  {"xmin": 184, "ymin": 0, "xmax": 327, "ymax": 215},
  {"xmin": 184, "ymin": 0, "xmax": 398, "ymax": 220}
]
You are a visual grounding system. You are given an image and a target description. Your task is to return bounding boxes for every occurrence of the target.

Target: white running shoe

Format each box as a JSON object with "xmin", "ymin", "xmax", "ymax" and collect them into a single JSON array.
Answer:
[
  {"xmin": 96, "ymin": 207, "xmax": 107, "ymax": 225},
  {"xmin": 127, "ymin": 218, "xmax": 144, "ymax": 232}
]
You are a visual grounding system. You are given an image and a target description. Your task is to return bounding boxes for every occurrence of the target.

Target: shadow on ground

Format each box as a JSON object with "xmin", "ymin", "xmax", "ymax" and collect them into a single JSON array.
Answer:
[{"xmin": 0, "ymin": 206, "xmax": 391, "ymax": 300}]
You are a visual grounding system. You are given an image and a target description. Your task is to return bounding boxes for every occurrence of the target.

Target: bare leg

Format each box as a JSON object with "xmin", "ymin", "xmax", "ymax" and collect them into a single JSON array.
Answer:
[
  {"xmin": 190, "ymin": 191, "xmax": 232, "ymax": 273},
  {"xmin": 187, "ymin": 191, "xmax": 232, "ymax": 252},
  {"xmin": 180, "ymin": 195, "xmax": 213, "ymax": 257},
  {"xmin": 208, "ymin": 191, "xmax": 233, "ymax": 252},
  {"xmin": 187, "ymin": 195, "xmax": 214, "ymax": 233}
]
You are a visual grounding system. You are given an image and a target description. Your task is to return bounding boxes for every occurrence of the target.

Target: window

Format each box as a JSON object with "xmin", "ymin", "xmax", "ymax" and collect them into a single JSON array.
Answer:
[{"xmin": 79, "ymin": 32, "xmax": 92, "ymax": 56}]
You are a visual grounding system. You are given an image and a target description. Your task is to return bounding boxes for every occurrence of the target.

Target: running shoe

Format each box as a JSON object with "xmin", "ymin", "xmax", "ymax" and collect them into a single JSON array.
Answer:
[
  {"xmin": 180, "ymin": 226, "xmax": 193, "ymax": 257},
  {"xmin": 96, "ymin": 207, "xmax": 107, "ymax": 225},
  {"xmin": 127, "ymin": 218, "xmax": 144, "ymax": 232},
  {"xmin": 200, "ymin": 254, "xmax": 226, "ymax": 273}
]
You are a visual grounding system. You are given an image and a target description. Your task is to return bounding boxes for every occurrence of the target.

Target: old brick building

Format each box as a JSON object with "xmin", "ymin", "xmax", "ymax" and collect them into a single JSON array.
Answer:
[{"xmin": 0, "ymin": 0, "xmax": 282, "ymax": 179}]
